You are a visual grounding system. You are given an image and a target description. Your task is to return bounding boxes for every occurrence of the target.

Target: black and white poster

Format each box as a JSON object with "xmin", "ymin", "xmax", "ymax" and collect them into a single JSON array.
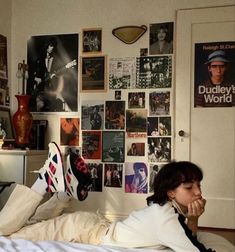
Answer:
[{"xmin": 27, "ymin": 34, "xmax": 78, "ymax": 112}]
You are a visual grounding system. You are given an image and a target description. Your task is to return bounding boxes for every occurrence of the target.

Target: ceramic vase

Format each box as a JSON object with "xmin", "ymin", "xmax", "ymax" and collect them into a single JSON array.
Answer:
[{"xmin": 13, "ymin": 95, "xmax": 33, "ymax": 148}]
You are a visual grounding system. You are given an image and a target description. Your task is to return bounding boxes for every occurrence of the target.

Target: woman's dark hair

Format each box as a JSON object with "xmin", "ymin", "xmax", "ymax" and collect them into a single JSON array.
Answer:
[{"xmin": 146, "ymin": 161, "xmax": 203, "ymax": 206}]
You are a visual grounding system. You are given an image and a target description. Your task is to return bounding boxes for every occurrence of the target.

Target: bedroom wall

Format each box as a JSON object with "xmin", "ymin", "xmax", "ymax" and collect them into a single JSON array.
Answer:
[{"xmin": 4, "ymin": 0, "xmax": 235, "ymax": 219}]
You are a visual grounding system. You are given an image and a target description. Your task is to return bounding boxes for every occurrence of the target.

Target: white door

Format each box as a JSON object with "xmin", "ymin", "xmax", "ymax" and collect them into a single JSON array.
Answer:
[{"xmin": 175, "ymin": 6, "xmax": 235, "ymax": 229}]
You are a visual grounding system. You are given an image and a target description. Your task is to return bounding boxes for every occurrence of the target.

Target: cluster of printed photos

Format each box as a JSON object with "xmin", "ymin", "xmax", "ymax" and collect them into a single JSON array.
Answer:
[{"xmin": 24, "ymin": 22, "xmax": 174, "ymax": 195}]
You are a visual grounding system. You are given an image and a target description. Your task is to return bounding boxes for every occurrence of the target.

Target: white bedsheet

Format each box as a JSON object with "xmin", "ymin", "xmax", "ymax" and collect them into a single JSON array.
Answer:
[
  {"xmin": 0, "ymin": 233, "xmax": 234, "ymax": 252},
  {"xmin": 0, "ymin": 236, "xmax": 172, "ymax": 252}
]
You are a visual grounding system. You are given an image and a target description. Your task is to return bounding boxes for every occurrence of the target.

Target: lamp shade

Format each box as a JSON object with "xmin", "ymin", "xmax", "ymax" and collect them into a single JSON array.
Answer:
[{"xmin": 112, "ymin": 25, "xmax": 147, "ymax": 44}]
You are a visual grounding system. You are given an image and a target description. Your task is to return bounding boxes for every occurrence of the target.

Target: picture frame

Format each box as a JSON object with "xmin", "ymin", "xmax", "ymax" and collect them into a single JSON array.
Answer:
[
  {"xmin": 0, "ymin": 107, "xmax": 14, "ymax": 140},
  {"xmin": 81, "ymin": 55, "xmax": 107, "ymax": 92},
  {"xmin": 82, "ymin": 28, "xmax": 102, "ymax": 54},
  {"xmin": 0, "ymin": 34, "xmax": 8, "ymax": 89},
  {"xmin": 0, "ymin": 88, "xmax": 6, "ymax": 106}
]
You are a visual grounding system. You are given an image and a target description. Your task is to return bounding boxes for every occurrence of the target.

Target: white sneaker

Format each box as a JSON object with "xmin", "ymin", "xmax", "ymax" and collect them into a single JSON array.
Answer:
[
  {"xmin": 65, "ymin": 152, "xmax": 91, "ymax": 201},
  {"xmin": 37, "ymin": 142, "xmax": 65, "ymax": 193}
]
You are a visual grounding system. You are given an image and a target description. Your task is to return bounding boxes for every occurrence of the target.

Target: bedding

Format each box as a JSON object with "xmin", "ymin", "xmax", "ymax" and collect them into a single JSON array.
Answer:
[
  {"xmin": 0, "ymin": 236, "xmax": 172, "ymax": 252},
  {"xmin": 0, "ymin": 232, "xmax": 234, "ymax": 252}
]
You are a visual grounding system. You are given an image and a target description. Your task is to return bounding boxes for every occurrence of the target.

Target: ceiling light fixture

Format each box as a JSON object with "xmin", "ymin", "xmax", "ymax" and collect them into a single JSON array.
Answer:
[{"xmin": 112, "ymin": 25, "xmax": 147, "ymax": 44}]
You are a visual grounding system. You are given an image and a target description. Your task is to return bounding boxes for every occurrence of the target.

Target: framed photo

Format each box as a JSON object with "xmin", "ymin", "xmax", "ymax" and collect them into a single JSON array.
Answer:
[
  {"xmin": 0, "ymin": 107, "xmax": 14, "ymax": 140},
  {"xmin": 0, "ymin": 88, "xmax": 6, "ymax": 106},
  {"xmin": 102, "ymin": 131, "xmax": 125, "ymax": 163},
  {"xmin": 81, "ymin": 55, "xmax": 107, "ymax": 92},
  {"xmin": 0, "ymin": 34, "xmax": 8, "ymax": 89},
  {"xmin": 82, "ymin": 28, "xmax": 102, "ymax": 54}
]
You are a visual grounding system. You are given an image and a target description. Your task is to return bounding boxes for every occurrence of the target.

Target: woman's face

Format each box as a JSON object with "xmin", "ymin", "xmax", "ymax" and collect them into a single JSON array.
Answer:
[
  {"xmin": 157, "ymin": 29, "xmax": 167, "ymax": 41},
  {"xmin": 168, "ymin": 181, "xmax": 202, "ymax": 210}
]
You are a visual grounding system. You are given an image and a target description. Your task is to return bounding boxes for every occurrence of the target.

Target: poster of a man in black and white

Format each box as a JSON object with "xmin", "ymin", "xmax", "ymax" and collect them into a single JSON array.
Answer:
[
  {"xmin": 194, "ymin": 41, "xmax": 235, "ymax": 107},
  {"xmin": 27, "ymin": 34, "xmax": 78, "ymax": 112}
]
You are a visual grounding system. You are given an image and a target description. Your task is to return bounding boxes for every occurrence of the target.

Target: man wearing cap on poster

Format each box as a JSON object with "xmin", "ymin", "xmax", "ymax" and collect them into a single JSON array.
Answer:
[{"xmin": 195, "ymin": 49, "xmax": 235, "ymax": 107}]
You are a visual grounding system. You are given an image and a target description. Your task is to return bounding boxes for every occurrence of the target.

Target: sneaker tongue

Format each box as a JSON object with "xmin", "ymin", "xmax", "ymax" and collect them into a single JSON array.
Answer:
[
  {"xmin": 70, "ymin": 153, "xmax": 92, "ymax": 187},
  {"xmin": 72, "ymin": 153, "xmax": 88, "ymax": 174}
]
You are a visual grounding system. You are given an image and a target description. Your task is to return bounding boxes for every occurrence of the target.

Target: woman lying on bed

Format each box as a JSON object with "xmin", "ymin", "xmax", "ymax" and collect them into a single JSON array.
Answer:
[{"xmin": 0, "ymin": 142, "xmax": 233, "ymax": 252}]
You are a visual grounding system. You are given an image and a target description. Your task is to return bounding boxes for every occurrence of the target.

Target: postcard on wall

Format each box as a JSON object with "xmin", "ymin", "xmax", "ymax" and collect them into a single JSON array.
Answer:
[
  {"xmin": 136, "ymin": 56, "xmax": 172, "ymax": 89},
  {"xmin": 0, "ymin": 34, "xmax": 8, "ymax": 89},
  {"xmin": 27, "ymin": 33, "xmax": 78, "ymax": 112},
  {"xmin": 87, "ymin": 162, "xmax": 103, "ymax": 192},
  {"xmin": 194, "ymin": 41, "xmax": 235, "ymax": 107},
  {"xmin": 81, "ymin": 55, "xmax": 106, "ymax": 92},
  {"xmin": 81, "ymin": 100, "xmax": 104, "ymax": 130},
  {"xmin": 128, "ymin": 92, "xmax": 145, "ymax": 109},
  {"xmin": 126, "ymin": 141, "xmax": 145, "ymax": 157},
  {"xmin": 149, "ymin": 22, "xmax": 174, "ymax": 55},
  {"xmin": 125, "ymin": 162, "xmax": 148, "ymax": 194},
  {"xmin": 149, "ymin": 91, "xmax": 170, "ymax": 116},
  {"xmin": 109, "ymin": 57, "xmax": 136, "ymax": 89},
  {"xmin": 126, "ymin": 109, "xmax": 147, "ymax": 134},
  {"xmin": 82, "ymin": 130, "xmax": 102, "ymax": 160},
  {"xmin": 60, "ymin": 117, "xmax": 80, "ymax": 146},
  {"xmin": 148, "ymin": 137, "xmax": 171, "ymax": 163},
  {"xmin": 82, "ymin": 28, "xmax": 102, "ymax": 54},
  {"xmin": 105, "ymin": 100, "xmax": 125, "ymax": 130},
  {"xmin": 102, "ymin": 131, "xmax": 125, "ymax": 163},
  {"xmin": 147, "ymin": 116, "xmax": 171, "ymax": 136},
  {"xmin": 104, "ymin": 163, "xmax": 123, "ymax": 188}
]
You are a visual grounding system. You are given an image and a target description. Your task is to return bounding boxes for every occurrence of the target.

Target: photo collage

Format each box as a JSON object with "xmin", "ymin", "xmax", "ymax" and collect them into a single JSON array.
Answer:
[{"xmin": 25, "ymin": 22, "xmax": 174, "ymax": 195}]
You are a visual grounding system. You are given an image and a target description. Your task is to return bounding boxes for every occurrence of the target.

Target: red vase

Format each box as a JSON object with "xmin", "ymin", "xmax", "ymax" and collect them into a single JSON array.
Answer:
[{"xmin": 13, "ymin": 95, "xmax": 33, "ymax": 148}]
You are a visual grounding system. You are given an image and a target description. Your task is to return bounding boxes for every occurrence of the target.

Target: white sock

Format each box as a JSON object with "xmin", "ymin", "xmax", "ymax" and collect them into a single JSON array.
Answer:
[{"xmin": 31, "ymin": 176, "xmax": 48, "ymax": 196}]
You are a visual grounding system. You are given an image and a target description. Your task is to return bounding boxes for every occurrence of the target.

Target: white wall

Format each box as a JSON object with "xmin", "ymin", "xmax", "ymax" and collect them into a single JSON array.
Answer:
[{"xmin": 5, "ymin": 0, "xmax": 235, "ymax": 218}]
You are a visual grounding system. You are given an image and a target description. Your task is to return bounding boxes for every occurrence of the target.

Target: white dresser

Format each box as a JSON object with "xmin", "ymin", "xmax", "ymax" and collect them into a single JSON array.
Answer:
[{"xmin": 0, "ymin": 149, "xmax": 48, "ymax": 209}]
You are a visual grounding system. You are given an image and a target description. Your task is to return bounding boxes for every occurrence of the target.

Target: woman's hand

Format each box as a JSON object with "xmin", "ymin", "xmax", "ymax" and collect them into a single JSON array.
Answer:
[
  {"xmin": 186, "ymin": 198, "xmax": 206, "ymax": 235},
  {"xmin": 187, "ymin": 198, "xmax": 206, "ymax": 219}
]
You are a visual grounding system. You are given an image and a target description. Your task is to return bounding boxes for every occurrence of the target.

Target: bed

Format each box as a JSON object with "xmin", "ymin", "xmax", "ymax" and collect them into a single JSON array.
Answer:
[
  {"xmin": 0, "ymin": 232, "xmax": 234, "ymax": 252},
  {"xmin": 0, "ymin": 236, "xmax": 172, "ymax": 252}
]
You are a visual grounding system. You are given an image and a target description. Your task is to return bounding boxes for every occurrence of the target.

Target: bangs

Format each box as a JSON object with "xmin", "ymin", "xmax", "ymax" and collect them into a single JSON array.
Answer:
[{"xmin": 179, "ymin": 165, "xmax": 203, "ymax": 183}]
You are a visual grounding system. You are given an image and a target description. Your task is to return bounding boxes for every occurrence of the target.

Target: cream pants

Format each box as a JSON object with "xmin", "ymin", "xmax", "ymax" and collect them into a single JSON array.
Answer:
[{"xmin": 0, "ymin": 184, "xmax": 109, "ymax": 244}]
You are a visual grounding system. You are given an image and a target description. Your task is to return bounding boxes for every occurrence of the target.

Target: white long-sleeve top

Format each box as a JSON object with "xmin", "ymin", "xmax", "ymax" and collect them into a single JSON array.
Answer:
[{"xmin": 101, "ymin": 202, "xmax": 214, "ymax": 252}]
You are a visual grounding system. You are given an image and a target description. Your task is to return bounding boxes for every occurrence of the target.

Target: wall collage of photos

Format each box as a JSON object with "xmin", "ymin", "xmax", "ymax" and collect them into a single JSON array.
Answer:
[{"xmin": 25, "ymin": 22, "xmax": 174, "ymax": 196}]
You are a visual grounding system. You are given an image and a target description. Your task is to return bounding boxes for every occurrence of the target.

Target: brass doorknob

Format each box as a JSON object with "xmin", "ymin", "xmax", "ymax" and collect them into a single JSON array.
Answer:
[{"xmin": 178, "ymin": 130, "xmax": 185, "ymax": 137}]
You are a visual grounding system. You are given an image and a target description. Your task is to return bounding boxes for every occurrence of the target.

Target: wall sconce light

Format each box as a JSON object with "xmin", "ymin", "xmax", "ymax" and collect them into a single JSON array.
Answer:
[{"xmin": 112, "ymin": 25, "xmax": 147, "ymax": 44}]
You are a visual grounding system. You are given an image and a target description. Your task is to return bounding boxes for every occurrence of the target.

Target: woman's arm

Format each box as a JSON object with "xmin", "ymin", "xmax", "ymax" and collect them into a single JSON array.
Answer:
[{"xmin": 187, "ymin": 198, "xmax": 206, "ymax": 235}]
